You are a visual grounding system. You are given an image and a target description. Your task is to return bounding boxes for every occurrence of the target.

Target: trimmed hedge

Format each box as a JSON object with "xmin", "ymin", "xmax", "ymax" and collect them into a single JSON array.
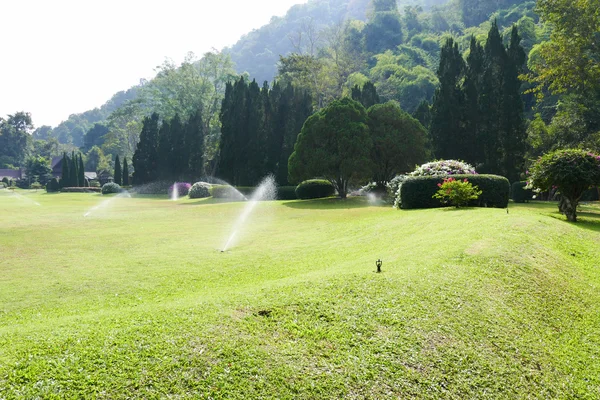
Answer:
[
  {"xmin": 62, "ymin": 187, "xmax": 102, "ymax": 193},
  {"xmin": 211, "ymin": 185, "xmax": 247, "ymax": 200},
  {"xmin": 295, "ymin": 179, "xmax": 335, "ymax": 200},
  {"xmin": 511, "ymin": 181, "xmax": 533, "ymax": 203},
  {"xmin": 399, "ymin": 175, "xmax": 509, "ymax": 209},
  {"xmin": 277, "ymin": 186, "xmax": 297, "ymax": 200}
]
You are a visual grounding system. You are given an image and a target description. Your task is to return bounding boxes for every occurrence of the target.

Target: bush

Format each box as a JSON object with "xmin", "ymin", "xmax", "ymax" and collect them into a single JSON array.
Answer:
[
  {"xmin": 45, "ymin": 178, "xmax": 61, "ymax": 193},
  {"xmin": 581, "ymin": 187, "xmax": 600, "ymax": 202},
  {"xmin": 134, "ymin": 181, "xmax": 171, "ymax": 195},
  {"xmin": 0, "ymin": 182, "xmax": 6, "ymax": 189},
  {"xmin": 62, "ymin": 187, "xmax": 101, "ymax": 193},
  {"xmin": 15, "ymin": 179, "xmax": 29, "ymax": 189},
  {"xmin": 295, "ymin": 179, "xmax": 336, "ymax": 200},
  {"xmin": 399, "ymin": 175, "xmax": 509, "ymax": 209},
  {"xmin": 234, "ymin": 187, "xmax": 256, "ymax": 197},
  {"xmin": 189, "ymin": 182, "xmax": 211, "ymax": 199},
  {"xmin": 102, "ymin": 182, "xmax": 122, "ymax": 195},
  {"xmin": 433, "ymin": 178, "xmax": 482, "ymax": 207},
  {"xmin": 511, "ymin": 181, "xmax": 533, "ymax": 203},
  {"xmin": 211, "ymin": 185, "xmax": 247, "ymax": 200},
  {"xmin": 410, "ymin": 160, "xmax": 477, "ymax": 177},
  {"xmin": 277, "ymin": 186, "xmax": 298, "ymax": 200},
  {"xmin": 1, "ymin": 177, "xmax": 8, "ymax": 186},
  {"xmin": 168, "ymin": 182, "xmax": 191, "ymax": 197}
]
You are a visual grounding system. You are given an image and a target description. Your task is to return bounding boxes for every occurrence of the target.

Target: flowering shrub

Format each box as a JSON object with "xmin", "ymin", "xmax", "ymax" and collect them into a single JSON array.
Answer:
[
  {"xmin": 410, "ymin": 160, "xmax": 477, "ymax": 177},
  {"xmin": 387, "ymin": 175, "xmax": 408, "ymax": 208},
  {"xmin": 168, "ymin": 182, "xmax": 191, "ymax": 197},
  {"xmin": 101, "ymin": 182, "xmax": 122, "ymax": 195},
  {"xmin": 432, "ymin": 177, "xmax": 482, "ymax": 208},
  {"xmin": 188, "ymin": 182, "xmax": 211, "ymax": 199},
  {"xmin": 528, "ymin": 149, "xmax": 600, "ymax": 222}
]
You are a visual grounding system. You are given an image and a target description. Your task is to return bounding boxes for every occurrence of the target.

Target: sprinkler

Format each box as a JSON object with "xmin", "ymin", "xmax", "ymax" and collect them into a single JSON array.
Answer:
[{"xmin": 376, "ymin": 259, "xmax": 382, "ymax": 273}]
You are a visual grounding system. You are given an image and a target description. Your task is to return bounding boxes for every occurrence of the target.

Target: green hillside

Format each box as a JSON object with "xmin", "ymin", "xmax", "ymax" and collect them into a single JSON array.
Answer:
[{"xmin": 1, "ymin": 191, "xmax": 600, "ymax": 397}]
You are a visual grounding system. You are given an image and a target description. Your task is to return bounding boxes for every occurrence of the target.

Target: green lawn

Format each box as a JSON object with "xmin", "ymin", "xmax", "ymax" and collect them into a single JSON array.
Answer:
[{"xmin": 1, "ymin": 189, "xmax": 599, "ymax": 399}]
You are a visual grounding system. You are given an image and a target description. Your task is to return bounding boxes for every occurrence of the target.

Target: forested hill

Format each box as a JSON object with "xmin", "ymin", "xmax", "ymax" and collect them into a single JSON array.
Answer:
[{"xmin": 226, "ymin": 0, "xmax": 450, "ymax": 83}]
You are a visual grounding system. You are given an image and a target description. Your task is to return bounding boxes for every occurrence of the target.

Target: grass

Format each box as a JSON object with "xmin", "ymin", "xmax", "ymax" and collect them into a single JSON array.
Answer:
[{"xmin": 1, "ymin": 189, "xmax": 600, "ymax": 398}]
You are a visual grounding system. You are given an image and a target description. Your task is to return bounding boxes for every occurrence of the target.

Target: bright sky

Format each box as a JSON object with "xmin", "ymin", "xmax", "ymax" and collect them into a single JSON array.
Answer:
[{"xmin": 0, "ymin": 0, "xmax": 308, "ymax": 128}]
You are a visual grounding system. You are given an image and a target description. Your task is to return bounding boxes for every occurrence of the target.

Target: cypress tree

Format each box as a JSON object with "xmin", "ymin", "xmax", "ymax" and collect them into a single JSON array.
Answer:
[
  {"xmin": 169, "ymin": 114, "xmax": 186, "ymax": 181},
  {"xmin": 430, "ymin": 38, "xmax": 466, "ymax": 160},
  {"xmin": 218, "ymin": 81, "xmax": 236, "ymax": 184},
  {"xmin": 114, "ymin": 155, "xmax": 122, "ymax": 185},
  {"xmin": 501, "ymin": 25, "xmax": 527, "ymax": 182},
  {"xmin": 132, "ymin": 113, "xmax": 160, "ymax": 185},
  {"xmin": 60, "ymin": 152, "xmax": 69, "ymax": 188},
  {"xmin": 78, "ymin": 154, "xmax": 85, "ymax": 187},
  {"xmin": 245, "ymin": 79, "xmax": 267, "ymax": 185},
  {"xmin": 186, "ymin": 110, "xmax": 205, "ymax": 181},
  {"xmin": 464, "ymin": 36, "xmax": 485, "ymax": 165},
  {"xmin": 70, "ymin": 151, "xmax": 78, "ymax": 187},
  {"xmin": 122, "ymin": 157, "xmax": 129, "ymax": 186},
  {"xmin": 157, "ymin": 118, "xmax": 172, "ymax": 180},
  {"xmin": 351, "ymin": 81, "xmax": 380, "ymax": 109},
  {"xmin": 413, "ymin": 100, "xmax": 432, "ymax": 132}
]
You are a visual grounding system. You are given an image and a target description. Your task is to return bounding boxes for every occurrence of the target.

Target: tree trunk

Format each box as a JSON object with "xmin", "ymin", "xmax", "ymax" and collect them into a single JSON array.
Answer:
[{"xmin": 562, "ymin": 197, "xmax": 578, "ymax": 222}]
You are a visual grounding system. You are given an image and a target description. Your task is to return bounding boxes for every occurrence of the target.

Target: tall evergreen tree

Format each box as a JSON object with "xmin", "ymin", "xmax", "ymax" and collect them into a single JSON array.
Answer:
[
  {"xmin": 69, "ymin": 151, "xmax": 78, "ymax": 187},
  {"xmin": 501, "ymin": 25, "xmax": 527, "ymax": 182},
  {"xmin": 463, "ymin": 36, "xmax": 485, "ymax": 164},
  {"xmin": 430, "ymin": 38, "xmax": 467, "ymax": 161},
  {"xmin": 157, "ymin": 118, "xmax": 173, "ymax": 180},
  {"xmin": 122, "ymin": 157, "xmax": 129, "ymax": 186},
  {"xmin": 60, "ymin": 152, "xmax": 69, "ymax": 187},
  {"xmin": 186, "ymin": 109, "xmax": 205, "ymax": 181},
  {"xmin": 114, "ymin": 155, "xmax": 122, "ymax": 185},
  {"xmin": 169, "ymin": 114, "xmax": 186, "ymax": 180},
  {"xmin": 78, "ymin": 154, "xmax": 85, "ymax": 187},
  {"xmin": 132, "ymin": 113, "xmax": 160, "ymax": 185},
  {"xmin": 413, "ymin": 100, "xmax": 432, "ymax": 132},
  {"xmin": 351, "ymin": 81, "xmax": 380, "ymax": 109}
]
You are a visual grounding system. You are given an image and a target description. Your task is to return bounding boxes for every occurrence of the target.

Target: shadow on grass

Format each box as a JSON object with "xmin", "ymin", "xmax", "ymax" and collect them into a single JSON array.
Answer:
[
  {"xmin": 283, "ymin": 197, "xmax": 375, "ymax": 210},
  {"xmin": 178, "ymin": 197, "xmax": 245, "ymax": 206}
]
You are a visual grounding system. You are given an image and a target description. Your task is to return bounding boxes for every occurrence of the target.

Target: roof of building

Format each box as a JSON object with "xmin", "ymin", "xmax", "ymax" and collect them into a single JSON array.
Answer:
[
  {"xmin": 51, "ymin": 156, "xmax": 62, "ymax": 169},
  {"xmin": 85, "ymin": 172, "xmax": 98, "ymax": 180},
  {"xmin": 0, "ymin": 169, "xmax": 22, "ymax": 179}
]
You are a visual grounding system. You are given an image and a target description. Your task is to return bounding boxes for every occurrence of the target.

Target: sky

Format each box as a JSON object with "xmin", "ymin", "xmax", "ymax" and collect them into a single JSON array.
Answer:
[{"xmin": 0, "ymin": 0, "xmax": 309, "ymax": 128}]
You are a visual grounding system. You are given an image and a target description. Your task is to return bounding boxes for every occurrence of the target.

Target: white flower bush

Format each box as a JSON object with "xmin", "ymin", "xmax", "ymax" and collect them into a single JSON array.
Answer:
[{"xmin": 409, "ymin": 160, "xmax": 477, "ymax": 177}]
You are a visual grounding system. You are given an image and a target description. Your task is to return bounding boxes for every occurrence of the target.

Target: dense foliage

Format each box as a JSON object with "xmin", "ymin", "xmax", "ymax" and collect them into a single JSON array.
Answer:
[
  {"xmin": 511, "ymin": 181, "xmax": 533, "ymax": 203},
  {"xmin": 101, "ymin": 182, "xmax": 122, "ymax": 195},
  {"xmin": 295, "ymin": 179, "xmax": 336, "ymax": 200},
  {"xmin": 188, "ymin": 182, "xmax": 212, "ymax": 199},
  {"xmin": 288, "ymin": 98, "xmax": 372, "ymax": 198},
  {"xmin": 399, "ymin": 174, "xmax": 509, "ymax": 209},
  {"xmin": 528, "ymin": 149, "xmax": 600, "ymax": 221},
  {"xmin": 433, "ymin": 177, "xmax": 482, "ymax": 207}
]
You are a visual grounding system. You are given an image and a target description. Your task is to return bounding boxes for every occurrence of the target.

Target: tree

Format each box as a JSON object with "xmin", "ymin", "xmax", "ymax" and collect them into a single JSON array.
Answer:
[
  {"xmin": 114, "ymin": 155, "xmax": 122, "ymax": 185},
  {"xmin": 85, "ymin": 146, "xmax": 110, "ymax": 173},
  {"xmin": 185, "ymin": 110, "xmax": 205, "ymax": 181},
  {"xmin": 60, "ymin": 152, "xmax": 69, "ymax": 188},
  {"xmin": 69, "ymin": 152, "xmax": 78, "ymax": 187},
  {"xmin": 78, "ymin": 154, "xmax": 85, "ymax": 187},
  {"xmin": 25, "ymin": 156, "xmax": 53, "ymax": 186},
  {"xmin": 122, "ymin": 157, "xmax": 129, "ymax": 186},
  {"xmin": 132, "ymin": 113, "xmax": 160, "ymax": 185},
  {"xmin": 528, "ymin": 0, "xmax": 600, "ymax": 96},
  {"xmin": 364, "ymin": 0, "xmax": 403, "ymax": 54},
  {"xmin": 367, "ymin": 101, "xmax": 430, "ymax": 188},
  {"xmin": 288, "ymin": 98, "xmax": 372, "ymax": 199},
  {"xmin": 430, "ymin": 38, "xmax": 466, "ymax": 161},
  {"xmin": 351, "ymin": 81, "xmax": 380, "ymax": 109},
  {"xmin": 0, "ymin": 112, "xmax": 33, "ymax": 166},
  {"xmin": 528, "ymin": 149, "xmax": 600, "ymax": 222},
  {"xmin": 83, "ymin": 123, "xmax": 109, "ymax": 151}
]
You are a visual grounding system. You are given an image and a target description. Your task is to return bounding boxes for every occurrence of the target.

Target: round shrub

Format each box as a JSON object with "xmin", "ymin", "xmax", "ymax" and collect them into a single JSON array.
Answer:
[
  {"xmin": 102, "ymin": 182, "xmax": 122, "ymax": 195},
  {"xmin": 45, "ymin": 178, "xmax": 60, "ymax": 193},
  {"xmin": 511, "ymin": 181, "xmax": 533, "ymax": 203},
  {"xmin": 295, "ymin": 179, "xmax": 335, "ymax": 200},
  {"xmin": 410, "ymin": 160, "xmax": 477, "ymax": 177},
  {"xmin": 168, "ymin": 182, "xmax": 191, "ymax": 197},
  {"xmin": 189, "ymin": 182, "xmax": 211, "ymax": 199}
]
